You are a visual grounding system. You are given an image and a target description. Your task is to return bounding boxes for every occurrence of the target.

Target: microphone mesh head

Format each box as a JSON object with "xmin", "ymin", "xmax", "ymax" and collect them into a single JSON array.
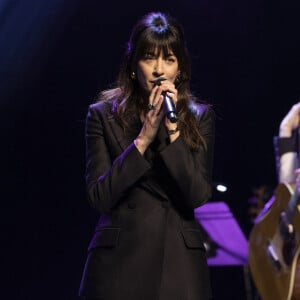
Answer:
[{"xmin": 154, "ymin": 77, "xmax": 167, "ymax": 86}]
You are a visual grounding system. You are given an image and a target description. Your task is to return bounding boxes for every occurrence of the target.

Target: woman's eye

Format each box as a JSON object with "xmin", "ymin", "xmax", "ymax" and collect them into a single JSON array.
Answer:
[
  {"xmin": 166, "ymin": 57, "xmax": 176, "ymax": 63},
  {"xmin": 143, "ymin": 54, "xmax": 154, "ymax": 60}
]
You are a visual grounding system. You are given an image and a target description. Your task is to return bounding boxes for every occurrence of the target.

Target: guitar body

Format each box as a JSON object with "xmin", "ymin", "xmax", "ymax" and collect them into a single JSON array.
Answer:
[{"xmin": 249, "ymin": 183, "xmax": 300, "ymax": 300}]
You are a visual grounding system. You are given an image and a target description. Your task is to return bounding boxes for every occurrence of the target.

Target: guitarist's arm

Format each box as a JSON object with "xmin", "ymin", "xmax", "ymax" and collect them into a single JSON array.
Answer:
[{"xmin": 274, "ymin": 102, "xmax": 300, "ymax": 183}]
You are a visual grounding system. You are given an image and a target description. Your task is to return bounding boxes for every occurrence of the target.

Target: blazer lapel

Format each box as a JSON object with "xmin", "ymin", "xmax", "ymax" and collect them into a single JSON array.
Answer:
[
  {"xmin": 106, "ymin": 108, "xmax": 141, "ymax": 151},
  {"xmin": 107, "ymin": 116, "xmax": 131, "ymax": 151},
  {"xmin": 140, "ymin": 124, "xmax": 170, "ymax": 201}
]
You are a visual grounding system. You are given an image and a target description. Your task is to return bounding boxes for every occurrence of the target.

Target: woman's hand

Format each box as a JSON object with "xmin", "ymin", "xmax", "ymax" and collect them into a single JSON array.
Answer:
[
  {"xmin": 280, "ymin": 102, "xmax": 300, "ymax": 137},
  {"xmin": 134, "ymin": 85, "xmax": 165, "ymax": 154},
  {"xmin": 134, "ymin": 80, "xmax": 180, "ymax": 154}
]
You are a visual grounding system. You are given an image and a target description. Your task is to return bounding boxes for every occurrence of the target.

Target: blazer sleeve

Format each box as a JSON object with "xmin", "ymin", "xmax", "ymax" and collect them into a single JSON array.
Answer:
[
  {"xmin": 85, "ymin": 104, "xmax": 151, "ymax": 212},
  {"xmin": 159, "ymin": 106, "xmax": 215, "ymax": 209}
]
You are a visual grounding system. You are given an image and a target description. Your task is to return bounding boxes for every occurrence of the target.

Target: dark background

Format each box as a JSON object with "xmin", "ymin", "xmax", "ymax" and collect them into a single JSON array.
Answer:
[{"xmin": 1, "ymin": 0, "xmax": 300, "ymax": 299}]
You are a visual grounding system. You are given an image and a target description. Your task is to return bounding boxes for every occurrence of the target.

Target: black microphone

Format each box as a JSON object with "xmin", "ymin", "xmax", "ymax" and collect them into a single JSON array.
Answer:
[{"xmin": 154, "ymin": 77, "xmax": 178, "ymax": 123}]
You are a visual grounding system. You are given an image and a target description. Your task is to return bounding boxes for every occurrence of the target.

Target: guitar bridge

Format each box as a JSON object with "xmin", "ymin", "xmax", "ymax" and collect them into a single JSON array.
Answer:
[{"xmin": 267, "ymin": 241, "xmax": 282, "ymax": 271}]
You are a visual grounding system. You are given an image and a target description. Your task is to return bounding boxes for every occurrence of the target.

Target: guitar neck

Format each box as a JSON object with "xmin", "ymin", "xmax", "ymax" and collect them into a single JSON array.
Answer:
[{"xmin": 286, "ymin": 185, "xmax": 300, "ymax": 223}]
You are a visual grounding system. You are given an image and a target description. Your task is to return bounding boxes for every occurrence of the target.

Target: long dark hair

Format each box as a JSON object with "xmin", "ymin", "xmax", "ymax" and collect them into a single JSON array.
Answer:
[{"xmin": 99, "ymin": 12, "xmax": 208, "ymax": 150}]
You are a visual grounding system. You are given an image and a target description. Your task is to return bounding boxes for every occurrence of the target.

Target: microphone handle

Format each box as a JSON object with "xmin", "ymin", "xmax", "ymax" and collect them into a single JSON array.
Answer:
[{"xmin": 163, "ymin": 93, "xmax": 178, "ymax": 123}]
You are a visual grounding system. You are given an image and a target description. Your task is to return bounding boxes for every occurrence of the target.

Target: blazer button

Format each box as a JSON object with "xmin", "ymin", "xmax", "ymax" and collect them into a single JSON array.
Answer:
[{"xmin": 128, "ymin": 201, "xmax": 136, "ymax": 209}]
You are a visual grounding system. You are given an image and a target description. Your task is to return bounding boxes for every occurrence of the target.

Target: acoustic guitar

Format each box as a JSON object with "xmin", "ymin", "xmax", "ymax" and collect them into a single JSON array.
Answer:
[{"xmin": 248, "ymin": 182, "xmax": 300, "ymax": 300}]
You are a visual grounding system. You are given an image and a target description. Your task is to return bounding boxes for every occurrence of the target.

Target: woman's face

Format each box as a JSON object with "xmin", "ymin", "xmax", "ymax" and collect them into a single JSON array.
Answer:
[{"xmin": 136, "ymin": 48, "xmax": 179, "ymax": 93}]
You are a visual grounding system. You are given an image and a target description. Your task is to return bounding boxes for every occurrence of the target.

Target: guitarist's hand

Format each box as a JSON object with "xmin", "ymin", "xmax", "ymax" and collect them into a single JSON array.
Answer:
[
  {"xmin": 295, "ymin": 169, "xmax": 300, "ymax": 183},
  {"xmin": 280, "ymin": 102, "xmax": 300, "ymax": 137}
]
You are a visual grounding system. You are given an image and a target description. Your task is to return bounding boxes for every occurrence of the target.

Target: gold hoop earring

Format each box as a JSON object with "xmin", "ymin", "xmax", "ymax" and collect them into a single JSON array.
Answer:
[
  {"xmin": 175, "ymin": 71, "xmax": 181, "ymax": 83},
  {"xmin": 131, "ymin": 71, "xmax": 136, "ymax": 79}
]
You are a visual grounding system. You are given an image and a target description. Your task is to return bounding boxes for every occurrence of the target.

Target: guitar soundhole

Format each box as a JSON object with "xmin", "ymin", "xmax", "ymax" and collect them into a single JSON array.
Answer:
[{"xmin": 282, "ymin": 235, "xmax": 296, "ymax": 266}]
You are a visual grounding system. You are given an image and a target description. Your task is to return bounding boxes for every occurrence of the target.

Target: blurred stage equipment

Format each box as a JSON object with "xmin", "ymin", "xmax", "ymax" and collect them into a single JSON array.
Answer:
[{"xmin": 195, "ymin": 201, "xmax": 252, "ymax": 300}]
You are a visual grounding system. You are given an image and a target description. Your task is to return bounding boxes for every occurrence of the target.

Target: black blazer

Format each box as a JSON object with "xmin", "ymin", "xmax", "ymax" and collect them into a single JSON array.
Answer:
[{"xmin": 79, "ymin": 100, "xmax": 215, "ymax": 300}]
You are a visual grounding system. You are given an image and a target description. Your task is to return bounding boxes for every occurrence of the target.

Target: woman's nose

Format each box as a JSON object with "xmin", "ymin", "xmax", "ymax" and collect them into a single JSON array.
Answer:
[
  {"xmin": 153, "ymin": 59, "xmax": 164, "ymax": 77},
  {"xmin": 153, "ymin": 70, "xmax": 164, "ymax": 78}
]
